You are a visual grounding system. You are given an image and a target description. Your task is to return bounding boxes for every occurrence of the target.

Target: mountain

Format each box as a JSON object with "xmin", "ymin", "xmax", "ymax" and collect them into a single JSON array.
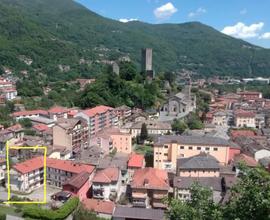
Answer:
[{"xmin": 1, "ymin": 0, "xmax": 270, "ymax": 78}]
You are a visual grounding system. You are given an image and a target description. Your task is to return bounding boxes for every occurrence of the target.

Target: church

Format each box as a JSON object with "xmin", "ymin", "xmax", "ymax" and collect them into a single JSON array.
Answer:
[{"xmin": 159, "ymin": 85, "xmax": 196, "ymax": 122}]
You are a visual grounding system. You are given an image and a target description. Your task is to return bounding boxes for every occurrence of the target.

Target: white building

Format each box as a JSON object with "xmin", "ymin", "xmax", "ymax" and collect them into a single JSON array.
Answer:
[{"xmin": 92, "ymin": 167, "xmax": 121, "ymax": 201}]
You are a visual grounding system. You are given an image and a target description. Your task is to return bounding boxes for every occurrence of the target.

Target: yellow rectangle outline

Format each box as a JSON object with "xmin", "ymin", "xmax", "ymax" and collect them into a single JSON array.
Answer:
[{"xmin": 4, "ymin": 142, "xmax": 47, "ymax": 204}]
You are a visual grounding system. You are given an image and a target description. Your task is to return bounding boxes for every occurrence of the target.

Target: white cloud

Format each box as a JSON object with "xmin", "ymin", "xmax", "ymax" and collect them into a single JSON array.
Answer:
[
  {"xmin": 119, "ymin": 18, "xmax": 138, "ymax": 23},
  {"xmin": 240, "ymin": 8, "xmax": 247, "ymax": 15},
  {"xmin": 188, "ymin": 7, "xmax": 207, "ymax": 18},
  {"xmin": 260, "ymin": 32, "xmax": 270, "ymax": 39},
  {"xmin": 221, "ymin": 22, "xmax": 264, "ymax": 39},
  {"xmin": 154, "ymin": 2, "xmax": 178, "ymax": 20}
]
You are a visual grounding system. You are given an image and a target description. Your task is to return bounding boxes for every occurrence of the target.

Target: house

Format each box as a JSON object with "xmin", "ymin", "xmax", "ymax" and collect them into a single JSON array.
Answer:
[
  {"xmin": 230, "ymin": 129, "xmax": 256, "ymax": 140},
  {"xmin": 53, "ymin": 118, "xmax": 89, "ymax": 153},
  {"xmin": 12, "ymin": 110, "xmax": 48, "ymax": 121},
  {"xmin": 153, "ymin": 135, "xmax": 240, "ymax": 171},
  {"xmin": 113, "ymin": 207, "xmax": 165, "ymax": 220},
  {"xmin": 62, "ymin": 171, "xmax": 92, "ymax": 201},
  {"xmin": 121, "ymin": 121, "xmax": 172, "ymax": 138},
  {"xmin": 82, "ymin": 198, "xmax": 115, "ymax": 219},
  {"xmin": 130, "ymin": 167, "xmax": 169, "ymax": 209},
  {"xmin": 128, "ymin": 154, "xmax": 145, "ymax": 177},
  {"xmin": 234, "ymin": 110, "xmax": 256, "ymax": 128},
  {"xmin": 98, "ymin": 153, "xmax": 129, "ymax": 184},
  {"xmin": 9, "ymin": 157, "xmax": 95, "ymax": 193},
  {"xmin": 92, "ymin": 167, "xmax": 121, "ymax": 201},
  {"xmin": 75, "ymin": 105, "xmax": 118, "ymax": 136},
  {"xmin": 159, "ymin": 85, "xmax": 196, "ymax": 121},
  {"xmin": 177, "ymin": 152, "xmax": 220, "ymax": 177},
  {"xmin": 173, "ymin": 176, "xmax": 223, "ymax": 203},
  {"xmin": 48, "ymin": 106, "xmax": 69, "ymax": 121},
  {"xmin": 30, "ymin": 117, "xmax": 55, "ymax": 128},
  {"xmin": 212, "ymin": 111, "xmax": 229, "ymax": 127}
]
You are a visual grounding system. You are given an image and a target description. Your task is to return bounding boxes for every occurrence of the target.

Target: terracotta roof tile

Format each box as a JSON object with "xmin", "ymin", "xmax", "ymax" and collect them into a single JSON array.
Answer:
[
  {"xmin": 63, "ymin": 171, "xmax": 90, "ymax": 189},
  {"xmin": 82, "ymin": 105, "xmax": 113, "ymax": 117},
  {"xmin": 128, "ymin": 154, "xmax": 144, "ymax": 168},
  {"xmin": 82, "ymin": 199, "xmax": 115, "ymax": 215},
  {"xmin": 33, "ymin": 124, "xmax": 49, "ymax": 132},
  {"xmin": 12, "ymin": 110, "xmax": 48, "ymax": 117},
  {"xmin": 13, "ymin": 157, "xmax": 95, "ymax": 174},
  {"xmin": 131, "ymin": 168, "xmax": 169, "ymax": 190},
  {"xmin": 92, "ymin": 167, "xmax": 119, "ymax": 183},
  {"xmin": 49, "ymin": 106, "xmax": 69, "ymax": 114}
]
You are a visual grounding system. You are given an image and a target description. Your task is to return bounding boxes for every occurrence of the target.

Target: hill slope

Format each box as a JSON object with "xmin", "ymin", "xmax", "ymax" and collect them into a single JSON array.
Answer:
[{"xmin": 1, "ymin": 0, "xmax": 270, "ymax": 77}]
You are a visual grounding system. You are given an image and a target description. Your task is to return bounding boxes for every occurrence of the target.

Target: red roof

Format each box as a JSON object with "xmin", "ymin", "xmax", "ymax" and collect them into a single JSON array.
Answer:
[
  {"xmin": 49, "ymin": 106, "xmax": 69, "ymax": 114},
  {"xmin": 235, "ymin": 110, "xmax": 256, "ymax": 118},
  {"xmin": 131, "ymin": 168, "xmax": 169, "ymax": 190},
  {"xmin": 234, "ymin": 153, "xmax": 258, "ymax": 167},
  {"xmin": 13, "ymin": 157, "xmax": 95, "ymax": 175},
  {"xmin": 128, "ymin": 154, "xmax": 145, "ymax": 168},
  {"xmin": 82, "ymin": 199, "xmax": 115, "ymax": 215},
  {"xmin": 7, "ymin": 124, "xmax": 22, "ymax": 132},
  {"xmin": 238, "ymin": 91, "xmax": 261, "ymax": 95},
  {"xmin": 33, "ymin": 124, "xmax": 49, "ymax": 132},
  {"xmin": 92, "ymin": 167, "xmax": 119, "ymax": 183},
  {"xmin": 63, "ymin": 171, "xmax": 90, "ymax": 189},
  {"xmin": 83, "ymin": 105, "xmax": 113, "ymax": 117},
  {"xmin": 230, "ymin": 130, "xmax": 256, "ymax": 139},
  {"xmin": 12, "ymin": 110, "xmax": 48, "ymax": 117}
]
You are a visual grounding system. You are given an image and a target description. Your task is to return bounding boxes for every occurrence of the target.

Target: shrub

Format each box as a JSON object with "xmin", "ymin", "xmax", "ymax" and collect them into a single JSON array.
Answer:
[
  {"xmin": 23, "ymin": 197, "xmax": 79, "ymax": 220},
  {"xmin": 0, "ymin": 213, "xmax": 6, "ymax": 220}
]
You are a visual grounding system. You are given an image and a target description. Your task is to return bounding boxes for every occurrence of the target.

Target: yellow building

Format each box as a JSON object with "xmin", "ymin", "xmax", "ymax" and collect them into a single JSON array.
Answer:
[{"xmin": 154, "ymin": 135, "xmax": 238, "ymax": 171}]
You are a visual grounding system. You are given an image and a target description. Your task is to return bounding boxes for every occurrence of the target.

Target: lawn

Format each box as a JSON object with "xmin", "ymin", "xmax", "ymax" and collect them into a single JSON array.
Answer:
[{"xmin": 0, "ymin": 205, "xmax": 22, "ymax": 217}]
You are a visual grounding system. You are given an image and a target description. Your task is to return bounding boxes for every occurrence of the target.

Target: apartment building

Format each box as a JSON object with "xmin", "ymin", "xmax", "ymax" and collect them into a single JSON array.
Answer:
[
  {"xmin": 153, "ymin": 135, "xmax": 240, "ymax": 171},
  {"xmin": 237, "ymin": 91, "xmax": 262, "ymax": 100},
  {"xmin": 130, "ymin": 167, "xmax": 169, "ymax": 209},
  {"xmin": 234, "ymin": 110, "xmax": 256, "ymax": 128},
  {"xmin": 121, "ymin": 120, "xmax": 172, "ymax": 138},
  {"xmin": 9, "ymin": 157, "xmax": 95, "ymax": 193},
  {"xmin": 53, "ymin": 118, "xmax": 89, "ymax": 152},
  {"xmin": 75, "ymin": 105, "xmax": 118, "ymax": 136}
]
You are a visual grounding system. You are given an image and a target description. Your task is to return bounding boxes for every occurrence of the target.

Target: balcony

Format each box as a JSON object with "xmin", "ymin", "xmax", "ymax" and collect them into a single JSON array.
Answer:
[
  {"xmin": 132, "ymin": 192, "xmax": 147, "ymax": 199},
  {"xmin": 153, "ymin": 193, "xmax": 167, "ymax": 199}
]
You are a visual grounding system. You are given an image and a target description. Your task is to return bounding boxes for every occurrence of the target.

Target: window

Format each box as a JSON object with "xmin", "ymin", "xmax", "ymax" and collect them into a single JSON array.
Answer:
[
  {"xmin": 197, "ymin": 147, "xmax": 201, "ymax": 150},
  {"xmin": 188, "ymin": 146, "xmax": 193, "ymax": 150},
  {"xmin": 164, "ymin": 153, "xmax": 168, "ymax": 156},
  {"xmin": 206, "ymin": 147, "xmax": 210, "ymax": 151},
  {"xmin": 164, "ymin": 145, "xmax": 168, "ymax": 149},
  {"xmin": 180, "ymin": 146, "xmax": 184, "ymax": 149},
  {"xmin": 214, "ymin": 148, "xmax": 218, "ymax": 151}
]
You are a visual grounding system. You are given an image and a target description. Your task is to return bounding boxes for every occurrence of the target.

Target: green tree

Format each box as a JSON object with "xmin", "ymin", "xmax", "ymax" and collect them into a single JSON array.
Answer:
[
  {"xmin": 18, "ymin": 118, "xmax": 32, "ymax": 128},
  {"xmin": 166, "ymin": 183, "xmax": 222, "ymax": 220},
  {"xmin": 224, "ymin": 165, "xmax": 270, "ymax": 220},
  {"xmin": 172, "ymin": 119, "xmax": 188, "ymax": 134},
  {"xmin": 140, "ymin": 123, "xmax": 148, "ymax": 142},
  {"xmin": 119, "ymin": 61, "xmax": 137, "ymax": 81},
  {"xmin": 187, "ymin": 113, "xmax": 204, "ymax": 130}
]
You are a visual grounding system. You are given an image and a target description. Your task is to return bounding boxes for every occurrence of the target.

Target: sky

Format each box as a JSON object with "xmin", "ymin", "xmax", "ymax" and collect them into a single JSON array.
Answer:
[{"xmin": 76, "ymin": 0, "xmax": 270, "ymax": 48}]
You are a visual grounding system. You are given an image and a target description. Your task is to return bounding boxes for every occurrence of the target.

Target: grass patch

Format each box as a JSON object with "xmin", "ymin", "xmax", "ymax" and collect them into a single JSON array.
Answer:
[{"xmin": 0, "ymin": 205, "xmax": 22, "ymax": 217}]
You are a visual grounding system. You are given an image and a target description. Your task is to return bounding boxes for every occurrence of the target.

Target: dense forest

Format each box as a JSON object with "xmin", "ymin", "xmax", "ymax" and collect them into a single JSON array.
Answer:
[{"xmin": 1, "ymin": 0, "xmax": 270, "ymax": 78}]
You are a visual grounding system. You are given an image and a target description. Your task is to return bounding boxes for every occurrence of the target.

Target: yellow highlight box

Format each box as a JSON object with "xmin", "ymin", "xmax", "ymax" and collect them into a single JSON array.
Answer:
[{"xmin": 4, "ymin": 142, "xmax": 47, "ymax": 204}]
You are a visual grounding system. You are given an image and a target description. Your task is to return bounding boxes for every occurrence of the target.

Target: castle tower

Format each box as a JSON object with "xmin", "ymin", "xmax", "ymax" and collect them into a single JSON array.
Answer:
[{"xmin": 141, "ymin": 48, "xmax": 153, "ymax": 72}]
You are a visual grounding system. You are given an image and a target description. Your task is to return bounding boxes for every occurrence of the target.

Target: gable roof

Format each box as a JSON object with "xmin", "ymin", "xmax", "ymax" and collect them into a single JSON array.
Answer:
[
  {"xmin": 12, "ymin": 110, "xmax": 48, "ymax": 117},
  {"xmin": 131, "ymin": 168, "xmax": 169, "ymax": 190},
  {"xmin": 63, "ymin": 171, "xmax": 90, "ymax": 189},
  {"xmin": 82, "ymin": 105, "xmax": 113, "ymax": 117},
  {"xmin": 82, "ymin": 199, "xmax": 115, "ymax": 215},
  {"xmin": 173, "ymin": 176, "xmax": 222, "ymax": 191},
  {"xmin": 113, "ymin": 207, "xmax": 165, "ymax": 220},
  {"xmin": 48, "ymin": 106, "xmax": 69, "ymax": 114},
  {"xmin": 177, "ymin": 152, "xmax": 220, "ymax": 170},
  {"xmin": 155, "ymin": 135, "xmax": 233, "ymax": 147},
  {"xmin": 128, "ymin": 154, "xmax": 144, "ymax": 168},
  {"xmin": 13, "ymin": 157, "xmax": 95, "ymax": 174},
  {"xmin": 92, "ymin": 167, "xmax": 119, "ymax": 183}
]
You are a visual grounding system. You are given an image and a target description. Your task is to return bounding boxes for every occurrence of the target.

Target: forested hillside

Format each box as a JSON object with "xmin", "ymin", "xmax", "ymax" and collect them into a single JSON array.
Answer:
[{"xmin": 1, "ymin": 0, "xmax": 270, "ymax": 78}]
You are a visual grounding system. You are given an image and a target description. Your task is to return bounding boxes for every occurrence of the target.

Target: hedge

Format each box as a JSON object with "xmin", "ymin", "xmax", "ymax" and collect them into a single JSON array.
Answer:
[
  {"xmin": 0, "ymin": 213, "xmax": 6, "ymax": 220},
  {"xmin": 23, "ymin": 197, "xmax": 79, "ymax": 220}
]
